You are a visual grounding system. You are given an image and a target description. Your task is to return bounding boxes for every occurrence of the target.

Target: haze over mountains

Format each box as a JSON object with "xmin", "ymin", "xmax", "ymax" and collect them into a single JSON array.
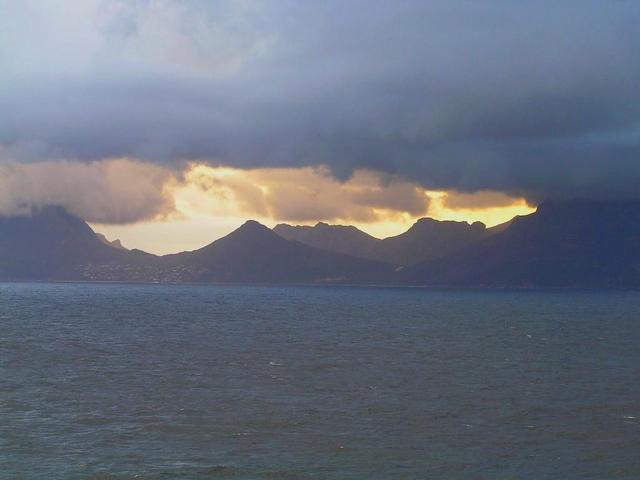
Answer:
[{"xmin": 1, "ymin": 200, "xmax": 639, "ymax": 287}]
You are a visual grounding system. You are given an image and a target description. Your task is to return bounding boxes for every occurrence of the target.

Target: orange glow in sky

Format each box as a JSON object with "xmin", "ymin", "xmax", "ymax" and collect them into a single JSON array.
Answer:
[{"xmin": 93, "ymin": 164, "xmax": 535, "ymax": 254}]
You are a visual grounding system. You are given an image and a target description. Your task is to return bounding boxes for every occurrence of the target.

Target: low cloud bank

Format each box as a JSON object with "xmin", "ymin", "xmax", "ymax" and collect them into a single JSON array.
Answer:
[{"xmin": 0, "ymin": 158, "xmax": 176, "ymax": 223}]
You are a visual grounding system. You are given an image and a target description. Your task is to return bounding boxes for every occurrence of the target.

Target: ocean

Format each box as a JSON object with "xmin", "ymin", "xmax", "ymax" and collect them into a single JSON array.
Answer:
[{"xmin": 1, "ymin": 283, "xmax": 639, "ymax": 479}]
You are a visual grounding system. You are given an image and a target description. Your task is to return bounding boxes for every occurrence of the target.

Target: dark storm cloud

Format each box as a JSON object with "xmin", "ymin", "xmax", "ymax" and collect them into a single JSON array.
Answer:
[{"xmin": 1, "ymin": 0, "xmax": 640, "ymax": 200}]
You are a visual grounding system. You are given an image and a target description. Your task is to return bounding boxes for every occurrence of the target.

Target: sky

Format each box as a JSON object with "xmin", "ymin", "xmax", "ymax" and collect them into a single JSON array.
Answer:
[{"xmin": 1, "ymin": 1, "xmax": 638, "ymax": 253}]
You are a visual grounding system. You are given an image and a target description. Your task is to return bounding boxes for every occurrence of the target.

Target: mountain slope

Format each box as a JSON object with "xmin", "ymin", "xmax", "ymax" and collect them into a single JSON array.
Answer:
[
  {"xmin": 0, "ymin": 206, "xmax": 154, "ymax": 281},
  {"xmin": 274, "ymin": 218, "xmax": 489, "ymax": 266},
  {"xmin": 168, "ymin": 220, "xmax": 394, "ymax": 284},
  {"xmin": 0, "ymin": 208, "xmax": 392, "ymax": 284},
  {"xmin": 95, "ymin": 233, "xmax": 127, "ymax": 250},
  {"xmin": 404, "ymin": 200, "xmax": 640, "ymax": 287},
  {"xmin": 376, "ymin": 218, "xmax": 488, "ymax": 265},
  {"xmin": 274, "ymin": 222, "xmax": 380, "ymax": 258}
]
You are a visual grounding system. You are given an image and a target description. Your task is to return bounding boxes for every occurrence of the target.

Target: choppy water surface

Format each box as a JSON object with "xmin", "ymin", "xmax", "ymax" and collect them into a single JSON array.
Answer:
[{"xmin": 1, "ymin": 283, "xmax": 639, "ymax": 479}]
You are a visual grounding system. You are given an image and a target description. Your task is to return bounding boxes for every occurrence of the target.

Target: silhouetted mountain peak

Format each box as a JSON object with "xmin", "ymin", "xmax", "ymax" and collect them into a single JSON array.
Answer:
[
  {"xmin": 413, "ymin": 217, "xmax": 437, "ymax": 225},
  {"xmin": 274, "ymin": 216, "xmax": 491, "ymax": 266},
  {"xmin": 406, "ymin": 198, "xmax": 640, "ymax": 287},
  {"xmin": 274, "ymin": 221, "xmax": 381, "ymax": 261},
  {"xmin": 178, "ymin": 218, "xmax": 392, "ymax": 284},
  {"xmin": 0, "ymin": 205, "xmax": 95, "ymax": 240},
  {"xmin": 242, "ymin": 219, "xmax": 264, "ymax": 227},
  {"xmin": 409, "ymin": 217, "xmax": 486, "ymax": 233},
  {"xmin": 275, "ymin": 222, "xmax": 378, "ymax": 240},
  {"xmin": 312, "ymin": 222, "xmax": 360, "ymax": 232},
  {"xmin": 234, "ymin": 220, "xmax": 274, "ymax": 237},
  {"xmin": 198, "ymin": 220, "xmax": 283, "ymax": 253},
  {"xmin": 95, "ymin": 233, "xmax": 127, "ymax": 250},
  {"xmin": 0, "ymin": 205, "xmax": 152, "ymax": 281}
]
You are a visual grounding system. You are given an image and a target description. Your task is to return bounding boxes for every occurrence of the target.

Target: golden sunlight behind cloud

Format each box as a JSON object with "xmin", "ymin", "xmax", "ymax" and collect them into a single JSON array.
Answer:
[
  {"xmin": 93, "ymin": 162, "xmax": 535, "ymax": 254},
  {"xmin": 176, "ymin": 164, "xmax": 431, "ymax": 223},
  {"xmin": 428, "ymin": 191, "xmax": 534, "ymax": 229}
]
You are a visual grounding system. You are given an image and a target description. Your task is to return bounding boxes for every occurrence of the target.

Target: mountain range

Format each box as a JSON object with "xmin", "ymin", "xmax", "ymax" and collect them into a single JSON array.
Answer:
[
  {"xmin": 404, "ymin": 200, "xmax": 640, "ymax": 288},
  {"xmin": 1, "ymin": 200, "xmax": 639, "ymax": 287},
  {"xmin": 0, "ymin": 206, "xmax": 391, "ymax": 284},
  {"xmin": 275, "ymin": 218, "xmax": 491, "ymax": 265}
]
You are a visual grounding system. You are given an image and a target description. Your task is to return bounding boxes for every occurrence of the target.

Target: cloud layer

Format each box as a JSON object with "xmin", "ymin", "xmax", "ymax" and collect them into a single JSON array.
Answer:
[
  {"xmin": 0, "ymin": 158, "xmax": 176, "ymax": 223},
  {"xmin": 180, "ymin": 164, "xmax": 430, "ymax": 223},
  {"xmin": 1, "ymin": 1, "xmax": 640, "ymax": 201}
]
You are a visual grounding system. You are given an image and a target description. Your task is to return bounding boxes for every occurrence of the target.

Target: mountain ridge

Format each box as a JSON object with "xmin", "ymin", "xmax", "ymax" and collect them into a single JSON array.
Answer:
[
  {"xmin": 167, "ymin": 219, "xmax": 394, "ymax": 284},
  {"xmin": 403, "ymin": 199, "xmax": 640, "ymax": 287},
  {"xmin": 275, "ymin": 217, "xmax": 490, "ymax": 265},
  {"xmin": 0, "ymin": 208, "xmax": 392, "ymax": 284},
  {"xmin": 2, "ymin": 200, "xmax": 640, "ymax": 287}
]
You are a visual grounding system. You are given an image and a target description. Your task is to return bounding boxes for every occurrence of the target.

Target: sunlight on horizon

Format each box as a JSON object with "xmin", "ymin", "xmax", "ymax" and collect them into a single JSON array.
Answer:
[{"xmin": 92, "ymin": 164, "xmax": 535, "ymax": 255}]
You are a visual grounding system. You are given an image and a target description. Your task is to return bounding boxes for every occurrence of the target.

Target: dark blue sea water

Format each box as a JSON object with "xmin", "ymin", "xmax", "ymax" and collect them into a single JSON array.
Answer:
[{"xmin": 1, "ymin": 283, "xmax": 639, "ymax": 479}]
